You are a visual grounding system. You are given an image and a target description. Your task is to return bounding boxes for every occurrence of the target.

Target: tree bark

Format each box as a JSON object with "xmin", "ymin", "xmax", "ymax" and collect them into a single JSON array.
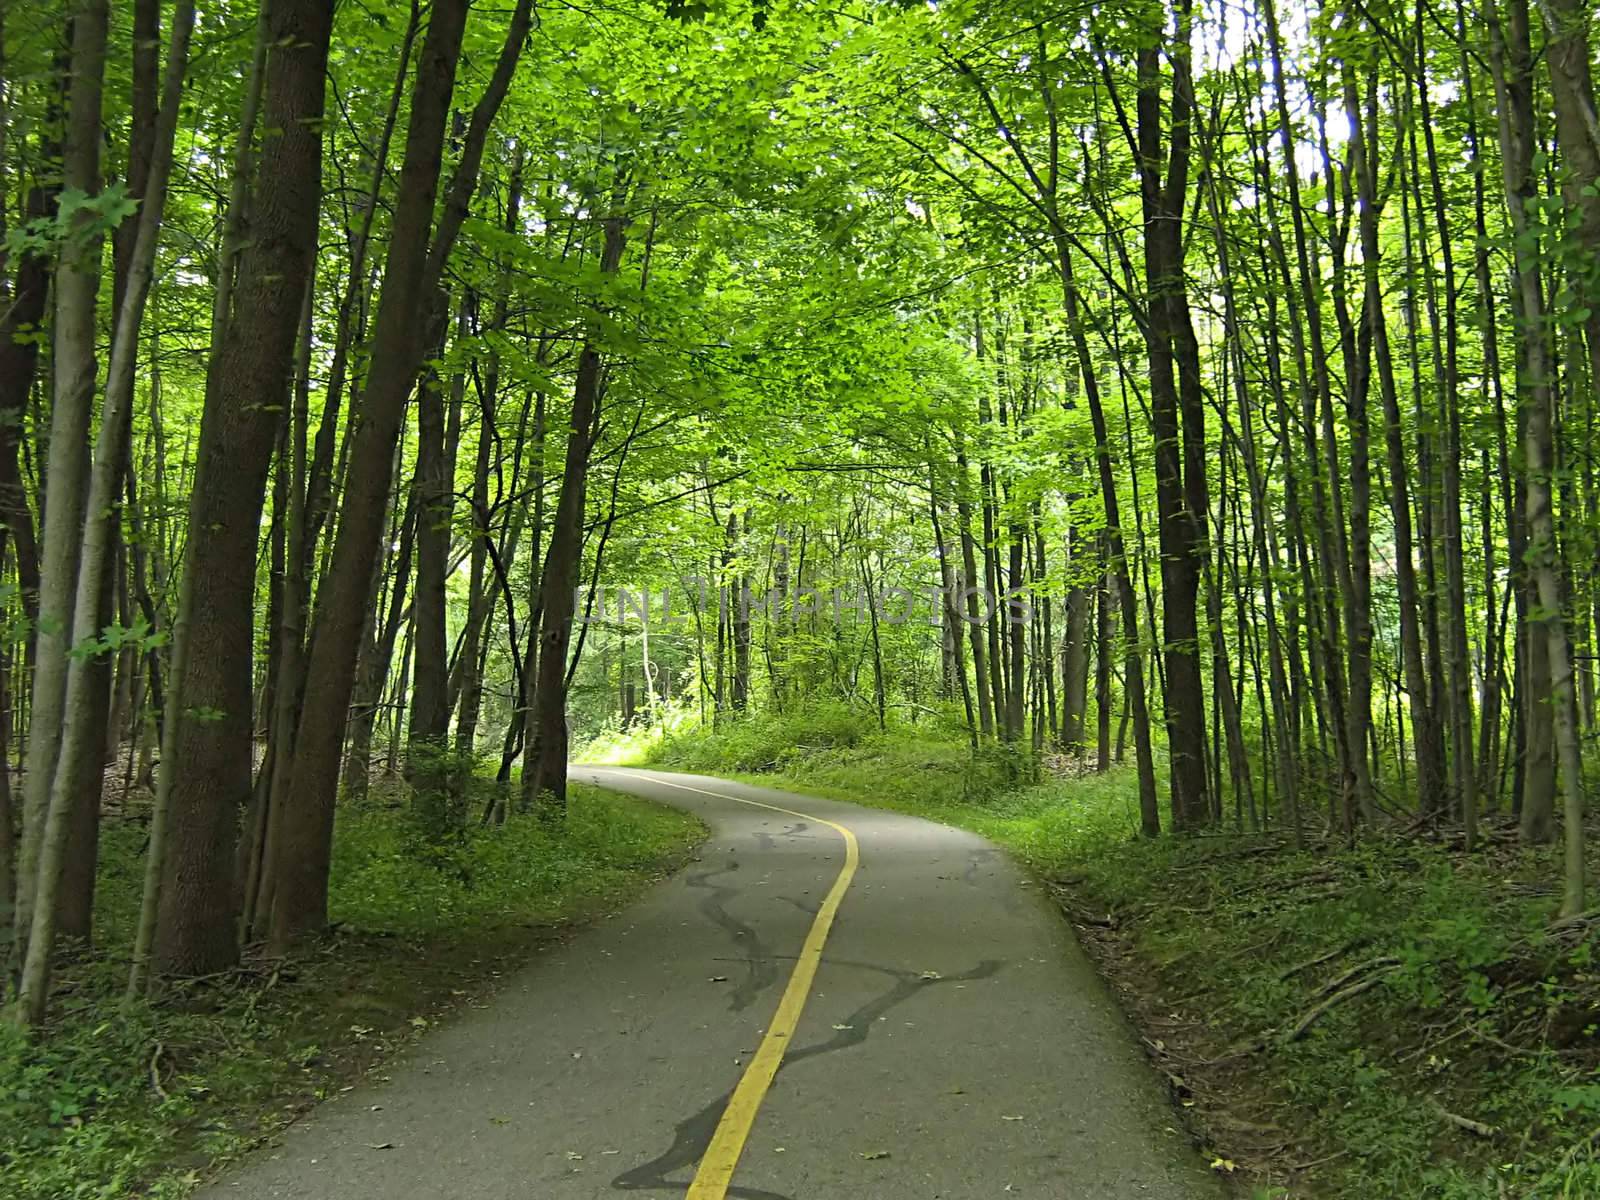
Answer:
[
  {"xmin": 146, "ymin": 0, "xmax": 330, "ymax": 979},
  {"xmin": 524, "ymin": 214, "xmax": 630, "ymax": 812},
  {"xmin": 12, "ymin": 0, "xmax": 109, "ymax": 981},
  {"xmin": 1488, "ymin": 0, "xmax": 1587, "ymax": 912},
  {"xmin": 20, "ymin": 0, "xmax": 195, "ymax": 1019},
  {"xmin": 272, "ymin": 0, "xmax": 530, "ymax": 947},
  {"xmin": 1135, "ymin": 5, "xmax": 1209, "ymax": 829}
]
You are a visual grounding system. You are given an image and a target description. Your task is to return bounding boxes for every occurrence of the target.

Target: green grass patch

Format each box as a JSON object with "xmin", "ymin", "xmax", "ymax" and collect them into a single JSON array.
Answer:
[
  {"xmin": 1, "ymin": 780, "xmax": 704, "ymax": 1199},
  {"xmin": 633, "ymin": 707, "xmax": 1600, "ymax": 1198}
]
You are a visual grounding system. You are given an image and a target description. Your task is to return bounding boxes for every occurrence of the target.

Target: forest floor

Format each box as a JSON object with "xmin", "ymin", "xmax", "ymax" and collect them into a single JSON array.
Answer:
[
  {"xmin": 612, "ymin": 704, "xmax": 1600, "ymax": 1199},
  {"xmin": 0, "ymin": 776, "xmax": 705, "ymax": 1200}
]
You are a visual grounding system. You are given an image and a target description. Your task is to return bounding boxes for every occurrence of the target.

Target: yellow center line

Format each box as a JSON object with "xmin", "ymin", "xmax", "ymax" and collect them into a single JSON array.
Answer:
[{"xmin": 599, "ymin": 769, "xmax": 860, "ymax": 1200}]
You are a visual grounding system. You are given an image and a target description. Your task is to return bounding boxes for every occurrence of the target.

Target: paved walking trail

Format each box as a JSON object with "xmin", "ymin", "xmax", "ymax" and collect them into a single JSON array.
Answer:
[{"xmin": 201, "ymin": 767, "xmax": 1219, "ymax": 1199}]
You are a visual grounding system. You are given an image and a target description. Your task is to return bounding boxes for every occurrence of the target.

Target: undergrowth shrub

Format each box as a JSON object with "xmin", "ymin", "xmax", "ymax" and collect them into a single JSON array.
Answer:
[{"xmin": 639, "ymin": 703, "xmax": 1600, "ymax": 1198}]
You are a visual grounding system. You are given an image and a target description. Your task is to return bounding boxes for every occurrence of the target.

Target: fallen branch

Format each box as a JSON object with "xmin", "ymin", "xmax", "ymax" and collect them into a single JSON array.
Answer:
[
  {"xmin": 1432, "ymin": 1100, "xmax": 1498, "ymax": 1139},
  {"xmin": 1290, "ymin": 1148, "xmax": 1349, "ymax": 1172},
  {"xmin": 1277, "ymin": 941, "xmax": 1361, "ymax": 982},
  {"xmin": 1307, "ymin": 956, "xmax": 1401, "ymax": 1003},
  {"xmin": 1549, "ymin": 908, "xmax": 1600, "ymax": 940},
  {"xmin": 1201, "ymin": 1036, "xmax": 1267, "ymax": 1064},
  {"xmin": 1286, "ymin": 968, "xmax": 1399, "ymax": 1042},
  {"xmin": 1465, "ymin": 1022, "xmax": 1545, "ymax": 1061},
  {"xmin": 149, "ymin": 1041, "xmax": 169, "ymax": 1103}
]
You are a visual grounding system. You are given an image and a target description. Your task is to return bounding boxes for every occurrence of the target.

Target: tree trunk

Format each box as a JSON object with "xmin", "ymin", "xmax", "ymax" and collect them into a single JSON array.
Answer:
[
  {"xmin": 13, "ymin": 0, "xmax": 108, "ymax": 972},
  {"xmin": 145, "ymin": 0, "xmax": 329, "ymax": 980},
  {"xmin": 1136, "ymin": 9, "xmax": 1210, "ymax": 829},
  {"xmin": 952, "ymin": 428, "xmax": 993, "ymax": 739},
  {"xmin": 0, "ymin": 145, "xmax": 54, "ymax": 621},
  {"xmin": 1054, "ymin": 241, "xmax": 1160, "ymax": 836},
  {"xmin": 1059, "ymin": 535, "xmax": 1090, "ymax": 753},
  {"xmin": 407, "ymin": 298, "xmax": 463, "ymax": 821},
  {"xmin": 272, "ymin": 0, "xmax": 530, "ymax": 947},
  {"xmin": 21, "ymin": 0, "xmax": 195, "ymax": 1019},
  {"xmin": 1488, "ymin": 0, "xmax": 1587, "ymax": 912},
  {"xmin": 523, "ymin": 214, "xmax": 629, "ymax": 813},
  {"xmin": 344, "ymin": 490, "xmax": 417, "ymax": 803}
]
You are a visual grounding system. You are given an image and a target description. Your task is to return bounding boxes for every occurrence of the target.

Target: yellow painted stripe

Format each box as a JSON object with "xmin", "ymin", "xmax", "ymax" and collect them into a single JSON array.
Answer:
[{"xmin": 614, "ymin": 771, "xmax": 859, "ymax": 1200}]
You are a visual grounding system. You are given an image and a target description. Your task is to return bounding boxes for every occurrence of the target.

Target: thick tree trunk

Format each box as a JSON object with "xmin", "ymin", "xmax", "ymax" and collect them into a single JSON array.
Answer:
[{"xmin": 146, "ymin": 0, "xmax": 329, "ymax": 979}]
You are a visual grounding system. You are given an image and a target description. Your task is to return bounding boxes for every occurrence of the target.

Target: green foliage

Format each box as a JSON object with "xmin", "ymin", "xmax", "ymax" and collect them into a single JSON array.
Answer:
[
  {"xmin": 331, "ymin": 779, "xmax": 704, "ymax": 934},
  {"xmin": 0, "ymin": 786, "xmax": 703, "ymax": 1200},
  {"xmin": 644, "ymin": 700, "xmax": 870, "ymax": 773},
  {"xmin": 0, "ymin": 1012, "xmax": 175, "ymax": 1199},
  {"xmin": 642, "ymin": 706, "xmax": 1600, "ymax": 1198},
  {"xmin": 4, "ymin": 183, "xmax": 138, "ymax": 264}
]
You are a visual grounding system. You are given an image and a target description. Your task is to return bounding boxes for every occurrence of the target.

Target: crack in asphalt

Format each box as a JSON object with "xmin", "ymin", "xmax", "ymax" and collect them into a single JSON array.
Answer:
[
  {"xmin": 610, "ymin": 958, "xmax": 1003, "ymax": 1197},
  {"xmin": 684, "ymin": 860, "xmax": 780, "ymax": 1014}
]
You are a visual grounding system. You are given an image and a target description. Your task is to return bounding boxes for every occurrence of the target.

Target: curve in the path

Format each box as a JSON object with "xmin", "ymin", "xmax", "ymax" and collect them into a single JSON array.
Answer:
[{"xmin": 196, "ymin": 766, "xmax": 1220, "ymax": 1200}]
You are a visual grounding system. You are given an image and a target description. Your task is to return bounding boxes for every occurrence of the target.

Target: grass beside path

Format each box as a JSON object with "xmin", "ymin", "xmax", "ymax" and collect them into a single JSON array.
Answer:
[
  {"xmin": 1, "ymin": 781, "xmax": 704, "ymax": 1200},
  {"xmin": 604, "ymin": 703, "xmax": 1600, "ymax": 1199}
]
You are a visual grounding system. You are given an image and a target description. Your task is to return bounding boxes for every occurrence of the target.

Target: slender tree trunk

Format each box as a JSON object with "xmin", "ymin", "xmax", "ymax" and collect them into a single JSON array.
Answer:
[
  {"xmin": 0, "ymin": 139, "xmax": 55, "ymax": 620},
  {"xmin": 732, "ymin": 513, "xmax": 752, "ymax": 711},
  {"xmin": 12, "ymin": 0, "xmax": 108, "ymax": 975},
  {"xmin": 21, "ymin": 0, "xmax": 195, "ymax": 1019},
  {"xmin": 1489, "ymin": 0, "xmax": 1587, "ymax": 912},
  {"xmin": 1060, "ymin": 533, "xmax": 1090, "ymax": 754},
  {"xmin": 1095, "ymin": 551, "xmax": 1115, "ymax": 773},
  {"xmin": 407, "ymin": 298, "xmax": 464, "ymax": 822},
  {"xmin": 343, "ymin": 491, "xmax": 417, "ymax": 803},
  {"xmin": 304, "ymin": 2, "xmax": 421, "ymax": 581},
  {"xmin": 272, "ymin": 0, "xmax": 530, "ymax": 947},
  {"xmin": 1055, "ymin": 241, "xmax": 1160, "ymax": 835},
  {"xmin": 1136, "ymin": 7, "xmax": 1210, "ymax": 829},
  {"xmin": 928, "ymin": 471, "xmax": 977, "ymax": 748},
  {"xmin": 524, "ymin": 214, "xmax": 629, "ymax": 812},
  {"xmin": 952, "ymin": 428, "xmax": 993, "ymax": 739}
]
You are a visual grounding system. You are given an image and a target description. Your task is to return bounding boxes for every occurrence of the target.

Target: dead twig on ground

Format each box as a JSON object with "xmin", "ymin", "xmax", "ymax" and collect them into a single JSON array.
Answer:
[
  {"xmin": 1286, "ymin": 965, "xmax": 1401, "ymax": 1042},
  {"xmin": 1277, "ymin": 941, "xmax": 1361, "ymax": 982},
  {"xmin": 1432, "ymin": 1100, "xmax": 1498, "ymax": 1138},
  {"xmin": 149, "ymin": 1042, "xmax": 169, "ymax": 1102}
]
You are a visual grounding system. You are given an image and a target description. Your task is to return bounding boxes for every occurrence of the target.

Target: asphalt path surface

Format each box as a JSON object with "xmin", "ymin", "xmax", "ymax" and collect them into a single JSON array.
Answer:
[{"xmin": 200, "ymin": 767, "xmax": 1220, "ymax": 1199}]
